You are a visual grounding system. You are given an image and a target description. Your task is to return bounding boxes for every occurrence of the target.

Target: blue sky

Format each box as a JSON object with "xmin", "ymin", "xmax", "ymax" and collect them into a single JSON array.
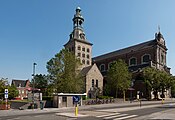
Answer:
[{"xmin": 0, "ymin": 0, "xmax": 175, "ymax": 82}]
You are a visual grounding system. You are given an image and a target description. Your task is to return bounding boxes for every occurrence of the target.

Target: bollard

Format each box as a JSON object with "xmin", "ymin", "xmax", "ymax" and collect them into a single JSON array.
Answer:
[
  {"xmin": 162, "ymin": 98, "xmax": 164, "ymax": 104},
  {"xmin": 75, "ymin": 103, "xmax": 78, "ymax": 117}
]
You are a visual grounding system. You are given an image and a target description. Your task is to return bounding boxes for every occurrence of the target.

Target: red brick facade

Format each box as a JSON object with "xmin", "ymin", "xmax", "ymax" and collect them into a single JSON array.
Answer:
[{"xmin": 93, "ymin": 32, "xmax": 171, "ymax": 98}]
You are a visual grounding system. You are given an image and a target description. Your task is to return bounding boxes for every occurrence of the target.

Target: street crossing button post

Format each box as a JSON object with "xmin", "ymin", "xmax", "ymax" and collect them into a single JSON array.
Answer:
[{"xmin": 73, "ymin": 95, "xmax": 80, "ymax": 116}]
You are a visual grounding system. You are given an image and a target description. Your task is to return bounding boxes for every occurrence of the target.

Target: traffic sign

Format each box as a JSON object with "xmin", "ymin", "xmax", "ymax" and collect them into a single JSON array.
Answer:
[
  {"xmin": 4, "ymin": 89, "xmax": 8, "ymax": 99},
  {"xmin": 4, "ymin": 94, "xmax": 8, "ymax": 99},
  {"xmin": 73, "ymin": 95, "xmax": 80, "ymax": 103},
  {"xmin": 4, "ymin": 89, "xmax": 8, "ymax": 94}
]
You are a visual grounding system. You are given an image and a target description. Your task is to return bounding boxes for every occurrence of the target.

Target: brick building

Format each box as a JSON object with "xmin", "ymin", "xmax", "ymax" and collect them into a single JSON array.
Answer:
[
  {"xmin": 93, "ymin": 31, "xmax": 171, "ymax": 99},
  {"xmin": 11, "ymin": 79, "xmax": 31, "ymax": 100}
]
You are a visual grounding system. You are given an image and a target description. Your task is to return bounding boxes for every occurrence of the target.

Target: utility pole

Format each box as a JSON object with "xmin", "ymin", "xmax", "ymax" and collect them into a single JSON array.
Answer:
[{"xmin": 32, "ymin": 62, "xmax": 37, "ymax": 109}]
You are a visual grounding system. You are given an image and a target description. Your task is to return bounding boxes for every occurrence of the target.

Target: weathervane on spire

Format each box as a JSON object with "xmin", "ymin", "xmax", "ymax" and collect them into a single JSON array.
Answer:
[{"xmin": 158, "ymin": 25, "xmax": 160, "ymax": 33}]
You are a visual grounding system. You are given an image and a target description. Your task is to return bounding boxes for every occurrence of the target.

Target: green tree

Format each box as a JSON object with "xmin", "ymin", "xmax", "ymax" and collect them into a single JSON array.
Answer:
[
  {"xmin": 143, "ymin": 67, "xmax": 173, "ymax": 99},
  {"xmin": 30, "ymin": 74, "xmax": 48, "ymax": 95},
  {"xmin": 46, "ymin": 48, "xmax": 84, "ymax": 93},
  {"xmin": 8, "ymin": 85, "xmax": 19, "ymax": 100},
  {"xmin": 107, "ymin": 59, "xmax": 131, "ymax": 100},
  {"xmin": 0, "ymin": 79, "xmax": 5, "ymax": 99},
  {"xmin": 143, "ymin": 67, "xmax": 162, "ymax": 99},
  {"xmin": 171, "ymin": 76, "xmax": 175, "ymax": 97},
  {"xmin": 0, "ymin": 78, "xmax": 18, "ymax": 99}
]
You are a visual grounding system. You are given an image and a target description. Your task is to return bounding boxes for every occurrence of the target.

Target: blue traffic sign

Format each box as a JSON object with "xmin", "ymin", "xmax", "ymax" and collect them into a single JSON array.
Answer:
[
  {"xmin": 4, "ymin": 89, "xmax": 8, "ymax": 94},
  {"xmin": 73, "ymin": 95, "xmax": 80, "ymax": 102},
  {"xmin": 4, "ymin": 89, "xmax": 8, "ymax": 99}
]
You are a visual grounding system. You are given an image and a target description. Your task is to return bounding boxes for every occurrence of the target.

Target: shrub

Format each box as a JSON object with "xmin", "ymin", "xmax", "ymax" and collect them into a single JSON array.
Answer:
[
  {"xmin": 97, "ymin": 96, "xmax": 113, "ymax": 99},
  {"xmin": 0, "ymin": 100, "xmax": 11, "ymax": 105},
  {"xmin": 42, "ymin": 96, "xmax": 53, "ymax": 101}
]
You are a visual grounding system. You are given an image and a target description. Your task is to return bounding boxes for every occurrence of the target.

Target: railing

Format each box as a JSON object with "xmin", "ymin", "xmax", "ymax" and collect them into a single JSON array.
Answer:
[{"xmin": 85, "ymin": 98, "xmax": 115, "ymax": 105}]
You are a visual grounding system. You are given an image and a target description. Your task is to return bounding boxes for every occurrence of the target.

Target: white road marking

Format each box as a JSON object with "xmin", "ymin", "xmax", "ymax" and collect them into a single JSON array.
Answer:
[
  {"xmin": 96, "ymin": 113, "xmax": 120, "ymax": 118},
  {"xmin": 104, "ymin": 114, "xmax": 128, "ymax": 119},
  {"xmin": 114, "ymin": 114, "xmax": 138, "ymax": 120}
]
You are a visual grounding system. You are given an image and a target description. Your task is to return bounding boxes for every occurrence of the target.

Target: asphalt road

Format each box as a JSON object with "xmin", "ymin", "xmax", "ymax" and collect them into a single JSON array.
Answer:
[
  {"xmin": 1, "ymin": 101, "xmax": 175, "ymax": 120},
  {"xmin": 0, "ymin": 112, "xmax": 68, "ymax": 120}
]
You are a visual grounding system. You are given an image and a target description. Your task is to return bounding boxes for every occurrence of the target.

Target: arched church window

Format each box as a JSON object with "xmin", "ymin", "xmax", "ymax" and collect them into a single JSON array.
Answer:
[
  {"xmin": 100, "ymin": 64, "xmax": 105, "ymax": 72},
  {"xmin": 96, "ymin": 80, "xmax": 98, "ymax": 88},
  {"xmin": 129, "ymin": 57, "xmax": 137, "ymax": 66},
  {"xmin": 142, "ymin": 54, "xmax": 150, "ymax": 63},
  {"xmin": 108, "ymin": 62, "xmax": 114, "ymax": 70},
  {"xmin": 92, "ymin": 79, "xmax": 94, "ymax": 88},
  {"xmin": 161, "ymin": 53, "xmax": 164, "ymax": 64}
]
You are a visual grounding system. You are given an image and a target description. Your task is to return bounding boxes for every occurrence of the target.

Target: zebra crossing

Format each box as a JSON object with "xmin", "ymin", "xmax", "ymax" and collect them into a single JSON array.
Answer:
[{"xmin": 96, "ymin": 112, "xmax": 138, "ymax": 120}]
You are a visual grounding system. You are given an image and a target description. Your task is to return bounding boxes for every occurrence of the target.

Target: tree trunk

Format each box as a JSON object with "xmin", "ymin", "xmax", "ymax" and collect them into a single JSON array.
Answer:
[
  {"xmin": 115, "ymin": 89, "xmax": 118, "ymax": 98},
  {"xmin": 153, "ymin": 90, "xmax": 158, "ymax": 100},
  {"xmin": 123, "ymin": 90, "xmax": 125, "ymax": 102}
]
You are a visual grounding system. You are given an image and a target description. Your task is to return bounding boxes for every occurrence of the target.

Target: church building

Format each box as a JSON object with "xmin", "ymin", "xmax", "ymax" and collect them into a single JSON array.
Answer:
[
  {"xmin": 93, "ymin": 29, "xmax": 171, "ymax": 99},
  {"xmin": 63, "ymin": 7, "xmax": 171, "ymax": 99},
  {"xmin": 64, "ymin": 7, "xmax": 103, "ymax": 98}
]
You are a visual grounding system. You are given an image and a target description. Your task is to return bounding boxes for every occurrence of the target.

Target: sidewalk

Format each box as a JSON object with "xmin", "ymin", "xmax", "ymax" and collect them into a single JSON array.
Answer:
[{"xmin": 0, "ymin": 98, "xmax": 174, "ymax": 118}]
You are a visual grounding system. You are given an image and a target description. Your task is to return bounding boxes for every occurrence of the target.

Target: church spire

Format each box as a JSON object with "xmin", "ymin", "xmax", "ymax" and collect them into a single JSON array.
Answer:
[
  {"xmin": 69, "ymin": 7, "xmax": 86, "ymax": 41},
  {"xmin": 155, "ymin": 25, "xmax": 164, "ymax": 40},
  {"xmin": 73, "ymin": 7, "xmax": 84, "ymax": 30}
]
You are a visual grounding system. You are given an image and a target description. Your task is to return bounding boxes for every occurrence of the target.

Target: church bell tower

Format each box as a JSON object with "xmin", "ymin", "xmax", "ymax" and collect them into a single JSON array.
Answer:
[{"xmin": 64, "ymin": 7, "xmax": 93, "ymax": 69}]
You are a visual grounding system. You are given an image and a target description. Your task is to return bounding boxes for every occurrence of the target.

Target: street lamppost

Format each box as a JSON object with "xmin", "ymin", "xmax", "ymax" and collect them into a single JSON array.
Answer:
[
  {"xmin": 32, "ymin": 62, "xmax": 37, "ymax": 109},
  {"xmin": 130, "ymin": 79, "xmax": 135, "ymax": 103}
]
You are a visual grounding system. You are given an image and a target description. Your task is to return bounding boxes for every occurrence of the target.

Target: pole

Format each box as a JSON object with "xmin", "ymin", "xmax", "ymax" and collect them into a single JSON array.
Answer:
[
  {"xmin": 32, "ymin": 63, "xmax": 37, "ymax": 109},
  {"xmin": 5, "ymin": 98, "xmax": 7, "ymax": 110},
  {"xmin": 139, "ymin": 99, "xmax": 142, "ymax": 107}
]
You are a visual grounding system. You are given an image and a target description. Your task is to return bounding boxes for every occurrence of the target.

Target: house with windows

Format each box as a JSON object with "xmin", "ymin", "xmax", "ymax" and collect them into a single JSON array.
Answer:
[
  {"xmin": 11, "ymin": 79, "xmax": 31, "ymax": 100},
  {"xmin": 64, "ymin": 7, "xmax": 103, "ymax": 98},
  {"xmin": 93, "ymin": 31, "xmax": 171, "ymax": 99}
]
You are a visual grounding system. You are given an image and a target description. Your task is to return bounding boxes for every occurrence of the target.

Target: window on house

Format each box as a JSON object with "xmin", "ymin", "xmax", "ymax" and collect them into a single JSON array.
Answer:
[
  {"xmin": 92, "ymin": 79, "xmax": 94, "ymax": 88},
  {"xmin": 82, "ymin": 59, "xmax": 85, "ymax": 64},
  {"xmin": 78, "ymin": 46, "xmax": 81, "ymax": 50},
  {"xmin": 87, "ymin": 48, "xmax": 90, "ymax": 53},
  {"xmin": 142, "ymin": 54, "xmax": 150, "ymax": 63},
  {"xmin": 87, "ymin": 60, "xmax": 90, "ymax": 65},
  {"xmin": 78, "ymin": 53, "xmax": 81, "ymax": 57},
  {"xmin": 82, "ymin": 53, "xmax": 85, "ymax": 58},
  {"xmin": 82, "ymin": 47, "xmax": 85, "ymax": 52},
  {"xmin": 62, "ymin": 97, "xmax": 67, "ymax": 102},
  {"xmin": 96, "ymin": 80, "xmax": 98, "ymax": 88},
  {"xmin": 87, "ymin": 54, "xmax": 90, "ymax": 59},
  {"xmin": 130, "ymin": 57, "xmax": 137, "ymax": 66},
  {"xmin": 100, "ymin": 64, "xmax": 105, "ymax": 71}
]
